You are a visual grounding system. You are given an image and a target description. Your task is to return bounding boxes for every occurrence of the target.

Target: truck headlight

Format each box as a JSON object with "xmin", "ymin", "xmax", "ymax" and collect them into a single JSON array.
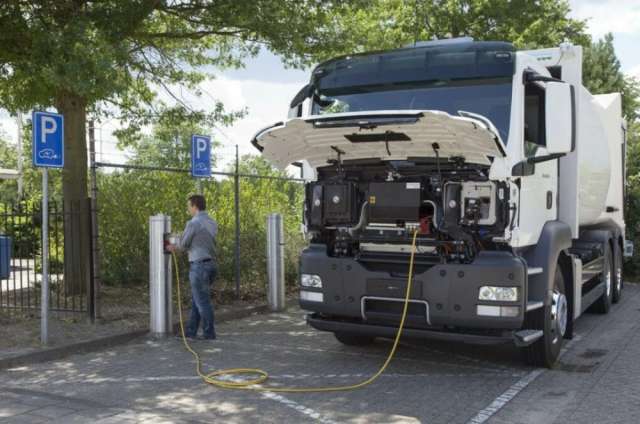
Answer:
[
  {"xmin": 478, "ymin": 286, "xmax": 519, "ymax": 302},
  {"xmin": 301, "ymin": 274, "xmax": 322, "ymax": 288}
]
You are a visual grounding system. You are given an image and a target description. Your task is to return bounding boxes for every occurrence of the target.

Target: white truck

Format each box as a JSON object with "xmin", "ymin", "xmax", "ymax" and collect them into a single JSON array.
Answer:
[{"xmin": 252, "ymin": 39, "xmax": 629, "ymax": 367}]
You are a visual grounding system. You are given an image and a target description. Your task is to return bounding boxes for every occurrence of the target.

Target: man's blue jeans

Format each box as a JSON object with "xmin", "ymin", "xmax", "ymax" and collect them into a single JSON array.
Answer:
[{"xmin": 186, "ymin": 260, "xmax": 217, "ymax": 339}]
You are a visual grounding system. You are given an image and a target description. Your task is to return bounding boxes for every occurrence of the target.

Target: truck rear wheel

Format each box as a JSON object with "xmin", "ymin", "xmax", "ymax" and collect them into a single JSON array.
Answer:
[
  {"xmin": 334, "ymin": 332, "xmax": 375, "ymax": 346},
  {"xmin": 612, "ymin": 245, "xmax": 623, "ymax": 304},
  {"xmin": 591, "ymin": 245, "xmax": 613, "ymax": 314},
  {"xmin": 523, "ymin": 266, "xmax": 566, "ymax": 368}
]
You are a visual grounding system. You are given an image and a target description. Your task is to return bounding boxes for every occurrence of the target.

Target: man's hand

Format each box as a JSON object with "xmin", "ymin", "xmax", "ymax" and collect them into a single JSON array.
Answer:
[{"xmin": 166, "ymin": 244, "xmax": 177, "ymax": 253}]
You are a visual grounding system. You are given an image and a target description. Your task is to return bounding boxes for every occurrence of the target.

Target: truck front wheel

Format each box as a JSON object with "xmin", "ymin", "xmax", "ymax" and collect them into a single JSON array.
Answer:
[
  {"xmin": 334, "ymin": 332, "xmax": 375, "ymax": 346},
  {"xmin": 523, "ymin": 266, "xmax": 567, "ymax": 368}
]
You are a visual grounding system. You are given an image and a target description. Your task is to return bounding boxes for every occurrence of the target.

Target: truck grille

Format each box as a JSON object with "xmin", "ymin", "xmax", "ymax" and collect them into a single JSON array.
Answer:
[{"xmin": 361, "ymin": 296, "xmax": 431, "ymax": 326}]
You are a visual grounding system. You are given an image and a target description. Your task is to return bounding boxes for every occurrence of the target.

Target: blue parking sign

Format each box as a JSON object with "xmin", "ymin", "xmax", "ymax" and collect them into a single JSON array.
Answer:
[
  {"xmin": 32, "ymin": 111, "xmax": 64, "ymax": 168},
  {"xmin": 191, "ymin": 135, "xmax": 211, "ymax": 178}
]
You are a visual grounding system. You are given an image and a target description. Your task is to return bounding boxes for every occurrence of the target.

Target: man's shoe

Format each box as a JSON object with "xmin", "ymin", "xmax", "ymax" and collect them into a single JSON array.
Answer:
[
  {"xmin": 197, "ymin": 335, "xmax": 216, "ymax": 341},
  {"xmin": 175, "ymin": 333, "xmax": 196, "ymax": 341}
]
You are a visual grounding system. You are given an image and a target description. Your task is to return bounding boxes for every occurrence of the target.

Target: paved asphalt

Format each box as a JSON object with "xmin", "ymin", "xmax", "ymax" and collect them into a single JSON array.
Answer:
[{"xmin": 1, "ymin": 284, "xmax": 640, "ymax": 423}]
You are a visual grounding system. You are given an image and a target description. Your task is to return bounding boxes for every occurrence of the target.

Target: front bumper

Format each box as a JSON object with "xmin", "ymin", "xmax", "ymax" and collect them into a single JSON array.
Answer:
[
  {"xmin": 299, "ymin": 244, "xmax": 527, "ymax": 330},
  {"xmin": 307, "ymin": 313, "xmax": 514, "ymax": 345}
]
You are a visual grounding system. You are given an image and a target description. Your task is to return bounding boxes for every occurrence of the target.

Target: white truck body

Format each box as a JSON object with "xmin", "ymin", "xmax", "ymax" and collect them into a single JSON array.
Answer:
[{"xmin": 253, "ymin": 40, "xmax": 627, "ymax": 367}]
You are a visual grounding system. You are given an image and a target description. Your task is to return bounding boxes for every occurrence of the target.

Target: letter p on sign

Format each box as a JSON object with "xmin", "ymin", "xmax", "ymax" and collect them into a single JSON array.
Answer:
[
  {"xmin": 41, "ymin": 117, "xmax": 57, "ymax": 144},
  {"xmin": 196, "ymin": 137, "xmax": 207, "ymax": 158}
]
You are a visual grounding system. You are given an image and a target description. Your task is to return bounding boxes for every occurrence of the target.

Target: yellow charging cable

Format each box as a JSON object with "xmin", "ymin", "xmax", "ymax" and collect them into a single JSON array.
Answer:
[{"xmin": 172, "ymin": 229, "xmax": 419, "ymax": 392}]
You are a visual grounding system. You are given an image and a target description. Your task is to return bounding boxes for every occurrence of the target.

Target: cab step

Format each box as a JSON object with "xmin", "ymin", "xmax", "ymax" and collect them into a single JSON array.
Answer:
[
  {"xmin": 526, "ymin": 300, "xmax": 544, "ymax": 311},
  {"xmin": 528, "ymin": 267, "xmax": 543, "ymax": 275},
  {"xmin": 513, "ymin": 329, "xmax": 544, "ymax": 347}
]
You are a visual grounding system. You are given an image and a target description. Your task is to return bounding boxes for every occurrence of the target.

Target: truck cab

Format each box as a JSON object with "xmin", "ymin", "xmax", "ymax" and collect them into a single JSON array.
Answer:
[{"xmin": 252, "ymin": 39, "xmax": 627, "ymax": 367}]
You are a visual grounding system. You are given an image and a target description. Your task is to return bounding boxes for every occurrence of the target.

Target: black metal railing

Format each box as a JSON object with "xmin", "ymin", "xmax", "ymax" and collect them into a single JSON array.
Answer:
[{"xmin": 0, "ymin": 201, "xmax": 89, "ymax": 313}]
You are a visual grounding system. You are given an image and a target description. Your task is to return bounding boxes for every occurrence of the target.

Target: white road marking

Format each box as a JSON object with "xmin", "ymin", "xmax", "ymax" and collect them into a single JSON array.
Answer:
[
  {"xmin": 261, "ymin": 392, "xmax": 339, "ymax": 424},
  {"xmin": 466, "ymin": 368, "xmax": 544, "ymax": 424},
  {"xmin": 466, "ymin": 335, "xmax": 581, "ymax": 424},
  {"xmin": 196, "ymin": 374, "xmax": 340, "ymax": 424},
  {"xmin": 22, "ymin": 370, "xmax": 525, "ymax": 387}
]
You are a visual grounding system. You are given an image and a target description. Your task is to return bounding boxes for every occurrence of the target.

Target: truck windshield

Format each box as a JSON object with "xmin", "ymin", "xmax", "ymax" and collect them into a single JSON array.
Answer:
[
  {"xmin": 311, "ymin": 79, "xmax": 513, "ymax": 142},
  {"xmin": 310, "ymin": 41, "xmax": 515, "ymax": 142}
]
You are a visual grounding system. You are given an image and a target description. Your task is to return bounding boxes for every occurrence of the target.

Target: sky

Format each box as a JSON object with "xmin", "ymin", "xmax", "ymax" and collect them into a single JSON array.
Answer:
[
  {"xmin": 1, "ymin": 0, "xmax": 639, "ymax": 172},
  {"xmin": 568, "ymin": 0, "xmax": 640, "ymax": 76}
]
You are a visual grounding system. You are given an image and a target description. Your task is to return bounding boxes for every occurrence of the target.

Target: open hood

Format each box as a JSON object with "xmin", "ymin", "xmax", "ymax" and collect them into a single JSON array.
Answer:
[{"xmin": 254, "ymin": 110, "xmax": 506, "ymax": 169}]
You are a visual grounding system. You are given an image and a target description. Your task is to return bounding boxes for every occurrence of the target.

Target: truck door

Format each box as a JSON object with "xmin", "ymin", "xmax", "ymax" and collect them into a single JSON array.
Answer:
[{"xmin": 517, "ymin": 81, "xmax": 558, "ymax": 245}]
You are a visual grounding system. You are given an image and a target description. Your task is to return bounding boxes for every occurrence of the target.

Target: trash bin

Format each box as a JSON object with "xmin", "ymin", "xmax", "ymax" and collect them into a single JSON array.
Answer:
[{"xmin": 0, "ymin": 235, "xmax": 11, "ymax": 280}]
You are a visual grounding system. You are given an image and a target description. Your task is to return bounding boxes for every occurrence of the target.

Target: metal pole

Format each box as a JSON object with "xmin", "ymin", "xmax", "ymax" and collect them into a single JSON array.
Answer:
[
  {"xmin": 41, "ymin": 168, "xmax": 49, "ymax": 345},
  {"xmin": 16, "ymin": 112, "xmax": 23, "ymax": 201},
  {"xmin": 266, "ymin": 214, "xmax": 285, "ymax": 311},
  {"xmin": 88, "ymin": 120, "xmax": 100, "ymax": 321},
  {"xmin": 234, "ymin": 144, "xmax": 240, "ymax": 298},
  {"xmin": 149, "ymin": 214, "xmax": 172, "ymax": 336},
  {"xmin": 196, "ymin": 179, "xmax": 202, "ymax": 194}
]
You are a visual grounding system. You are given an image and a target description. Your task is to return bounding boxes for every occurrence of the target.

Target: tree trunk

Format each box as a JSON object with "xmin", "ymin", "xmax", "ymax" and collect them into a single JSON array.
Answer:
[{"xmin": 55, "ymin": 92, "xmax": 91, "ymax": 298}]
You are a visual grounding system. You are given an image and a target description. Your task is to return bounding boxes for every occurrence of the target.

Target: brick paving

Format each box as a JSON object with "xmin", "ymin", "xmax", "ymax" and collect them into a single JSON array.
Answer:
[
  {"xmin": 0, "ymin": 285, "xmax": 638, "ymax": 423},
  {"xmin": 490, "ymin": 283, "xmax": 640, "ymax": 424}
]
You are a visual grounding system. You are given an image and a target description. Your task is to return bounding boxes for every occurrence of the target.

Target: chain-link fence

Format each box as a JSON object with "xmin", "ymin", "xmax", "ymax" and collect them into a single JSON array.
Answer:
[{"xmin": 94, "ymin": 159, "xmax": 305, "ymax": 327}]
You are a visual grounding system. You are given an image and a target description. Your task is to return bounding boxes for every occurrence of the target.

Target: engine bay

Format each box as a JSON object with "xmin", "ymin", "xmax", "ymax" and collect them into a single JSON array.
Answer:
[{"xmin": 304, "ymin": 157, "xmax": 512, "ymax": 265}]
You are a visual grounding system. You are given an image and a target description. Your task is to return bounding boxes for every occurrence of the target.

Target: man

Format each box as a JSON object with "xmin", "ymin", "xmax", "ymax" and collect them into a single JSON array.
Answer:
[{"xmin": 167, "ymin": 194, "xmax": 218, "ymax": 340}]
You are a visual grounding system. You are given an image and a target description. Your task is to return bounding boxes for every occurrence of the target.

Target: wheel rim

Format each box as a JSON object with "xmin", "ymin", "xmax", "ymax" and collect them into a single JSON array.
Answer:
[
  {"xmin": 606, "ymin": 268, "xmax": 612, "ymax": 297},
  {"xmin": 551, "ymin": 290, "xmax": 568, "ymax": 344},
  {"xmin": 616, "ymin": 265, "xmax": 622, "ymax": 293}
]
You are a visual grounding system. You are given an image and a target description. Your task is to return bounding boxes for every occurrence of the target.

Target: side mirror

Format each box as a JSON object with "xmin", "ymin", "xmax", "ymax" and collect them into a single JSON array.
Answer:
[
  {"xmin": 288, "ymin": 84, "xmax": 314, "ymax": 118},
  {"xmin": 545, "ymin": 82, "xmax": 574, "ymax": 154}
]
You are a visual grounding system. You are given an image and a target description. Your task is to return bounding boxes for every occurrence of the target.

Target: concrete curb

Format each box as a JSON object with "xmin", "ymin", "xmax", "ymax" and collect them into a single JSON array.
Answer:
[
  {"xmin": 0, "ymin": 330, "xmax": 149, "ymax": 372},
  {"xmin": 0, "ymin": 298, "xmax": 299, "ymax": 372}
]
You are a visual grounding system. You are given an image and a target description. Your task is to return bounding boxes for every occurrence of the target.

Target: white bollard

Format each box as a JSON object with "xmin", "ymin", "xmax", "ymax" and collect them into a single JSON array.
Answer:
[
  {"xmin": 266, "ymin": 213, "xmax": 285, "ymax": 311},
  {"xmin": 149, "ymin": 214, "xmax": 172, "ymax": 336}
]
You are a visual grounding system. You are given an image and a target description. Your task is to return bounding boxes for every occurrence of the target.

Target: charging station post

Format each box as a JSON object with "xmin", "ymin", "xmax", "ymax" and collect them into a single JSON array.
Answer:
[{"xmin": 149, "ymin": 214, "xmax": 172, "ymax": 336}]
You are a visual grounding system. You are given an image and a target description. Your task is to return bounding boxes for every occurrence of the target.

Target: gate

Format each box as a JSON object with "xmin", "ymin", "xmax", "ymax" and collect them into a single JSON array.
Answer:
[{"xmin": 0, "ymin": 201, "xmax": 89, "ymax": 313}]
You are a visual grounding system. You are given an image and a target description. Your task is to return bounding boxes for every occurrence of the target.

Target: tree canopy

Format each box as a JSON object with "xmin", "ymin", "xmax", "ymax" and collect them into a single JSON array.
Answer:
[
  {"xmin": 583, "ymin": 33, "xmax": 640, "ymax": 121},
  {"xmin": 4, "ymin": 0, "xmax": 640, "ymax": 281},
  {"xmin": 0, "ymin": 1, "xmax": 369, "ymax": 145},
  {"xmin": 0, "ymin": 0, "xmax": 369, "ymax": 291},
  {"xmin": 327, "ymin": 0, "xmax": 589, "ymax": 53}
]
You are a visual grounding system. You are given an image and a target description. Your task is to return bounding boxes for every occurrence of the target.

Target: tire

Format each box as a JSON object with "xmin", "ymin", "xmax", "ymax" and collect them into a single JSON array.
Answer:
[
  {"xmin": 524, "ymin": 265, "xmax": 567, "ymax": 368},
  {"xmin": 334, "ymin": 332, "xmax": 375, "ymax": 346},
  {"xmin": 591, "ymin": 245, "xmax": 613, "ymax": 314},
  {"xmin": 612, "ymin": 244, "xmax": 623, "ymax": 304}
]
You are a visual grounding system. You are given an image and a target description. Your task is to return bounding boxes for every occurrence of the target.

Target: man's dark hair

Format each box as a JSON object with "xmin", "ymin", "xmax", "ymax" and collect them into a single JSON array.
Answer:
[{"xmin": 188, "ymin": 194, "xmax": 206, "ymax": 211}]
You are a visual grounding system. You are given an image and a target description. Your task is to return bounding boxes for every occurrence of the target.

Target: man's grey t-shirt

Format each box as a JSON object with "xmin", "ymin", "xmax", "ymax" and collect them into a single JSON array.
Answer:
[{"xmin": 178, "ymin": 211, "xmax": 218, "ymax": 263}]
